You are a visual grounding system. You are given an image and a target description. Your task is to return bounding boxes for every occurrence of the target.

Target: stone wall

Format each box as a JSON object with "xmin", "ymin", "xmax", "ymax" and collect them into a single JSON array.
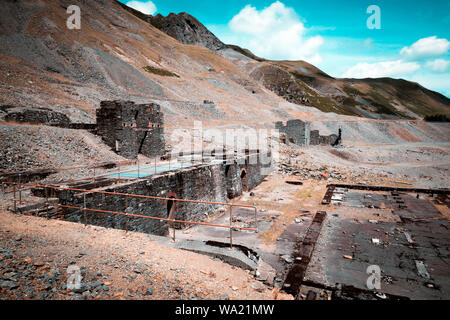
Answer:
[
  {"xmin": 55, "ymin": 163, "xmax": 227, "ymax": 236},
  {"xmin": 4, "ymin": 107, "xmax": 71, "ymax": 127},
  {"xmin": 310, "ymin": 130, "xmax": 320, "ymax": 145},
  {"xmin": 276, "ymin": 119, "xmax": 341, "ymax": 146},
  {"xmin": 310, "ymin": 132, "xmax": 339, "ymax": 146},
  {"xmin": 96, "ymin": 100, "xmax": 165, "ymax": 159},
  {"xmin": 46, "ymin": 152, "xmax": 271, "ymax": 236},
  {"xmin": 276, "ymin": 119, "xmax": 310, "ymax": 146}
]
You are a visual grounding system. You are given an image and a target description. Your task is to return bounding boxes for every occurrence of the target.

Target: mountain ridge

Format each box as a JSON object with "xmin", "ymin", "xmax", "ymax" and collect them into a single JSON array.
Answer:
[
  {"xmin": 118, "ymin": 2, "xmax": 449, "ymax": 119},
  {"xmin": 0, "ymin": 0, "xmax": 448, "ymax": 127}
]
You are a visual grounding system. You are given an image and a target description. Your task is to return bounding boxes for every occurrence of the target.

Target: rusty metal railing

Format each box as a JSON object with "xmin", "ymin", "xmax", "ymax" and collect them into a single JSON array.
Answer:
[{"xmin": 1, "ymin": 181, "xmax": 258, "ymax": 249}]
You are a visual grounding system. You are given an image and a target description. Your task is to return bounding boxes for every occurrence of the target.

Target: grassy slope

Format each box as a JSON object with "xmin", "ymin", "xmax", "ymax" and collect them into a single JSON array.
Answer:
[{"xmin": 268, "ymin": 60, "xmax": 450, "ymax": 118}]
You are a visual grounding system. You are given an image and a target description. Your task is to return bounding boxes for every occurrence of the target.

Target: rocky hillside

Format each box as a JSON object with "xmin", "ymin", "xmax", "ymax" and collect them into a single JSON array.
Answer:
[
  {"xmin": 117, "ymin": 1, "xmax": 227, "ymax": 51},
  {"xmin": 0, "ymin": 0, "xmax": 448, "ymax": 128},
  {"xmin": 148, "ymin": 13, "xmax": 227, "ymax": 51},
  {"xmin": 227, "ymin": 47, "xmax": 450, "ymax": 119},
  {"xmin": 0, "ymin": 0, "xmax": 291, "ymax": 129},
  {"xmin": 118, "ymin": 2, "xmax": 449, "ymax": 120},
  {"xmin": 0, "ymin": 0, "xmax": 449, "ymax": 177},
  {"xmin": 258, "ymin": 60, "xmax": 450, "ymax": 119}
]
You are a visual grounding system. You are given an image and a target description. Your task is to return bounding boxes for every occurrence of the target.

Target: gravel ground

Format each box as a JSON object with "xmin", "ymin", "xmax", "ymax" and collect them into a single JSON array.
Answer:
[
  {"xmin": 0, "ymin": 210, "xmax": 292, "ymax": 300},
  {"xmin": 277, "ymin": 143, "xmax": 450, "ymax": 189},
  {"xmin": 0, "ymin": 124, "xmax": 124, "ymax": 175}
]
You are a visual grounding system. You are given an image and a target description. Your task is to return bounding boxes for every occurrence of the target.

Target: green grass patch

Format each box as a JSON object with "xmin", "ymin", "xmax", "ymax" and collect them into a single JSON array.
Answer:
[
  {"xmin": 342, "ymin": 85, "xmax": 361, "ymax": 96},
  {"xmin": 142, "ymin": 66, "xmax": 179, "ymax": 77},
  {"xmin": 293, "ymin": 79, "xmax": 358, "ymax": 116}
]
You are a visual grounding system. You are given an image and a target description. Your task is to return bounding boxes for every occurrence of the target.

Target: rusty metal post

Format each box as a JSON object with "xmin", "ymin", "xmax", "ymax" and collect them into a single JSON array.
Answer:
[
  {"xmin": 125, "ymin": 196, "xmax": 129, "ymax": 233},
  {"xmin": 1, "ymin": 182, "xmax": 5, "ymax": 212},
  {"xmin": 18, "ymin": 174, "xmax": 22, "ymax": 205},
  {"xmin": 171, "ymin": 198, "xmax": 176, "ymax": 242},
  {"xmin": 13, "ymin": 184, "xmax": 17, "ymax": 214},
  {"xmin": 83, "ymin": 193, "xmax": 87, "ymax": 227},
  {"xmin": 45, "ymin": 187, "xmax": 49, "ymax": 219},
  {"xmin": 229, "ymin": 204, "xmax": 233, "ymax": 250},
  {"xmin": 254, "ymin": 204, "xmax": 258, "ymax": 233},
  {"xmin": 137, "ymin": 159, "xmax": 140, "ymax": 178}
]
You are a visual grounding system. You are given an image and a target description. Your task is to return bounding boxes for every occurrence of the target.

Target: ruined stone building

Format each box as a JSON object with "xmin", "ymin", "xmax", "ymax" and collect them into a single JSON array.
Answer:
[
  {"xmin": 96, "ymin": 100, "xmax": 165, "ymax": 159},
  {"xmin": 276, "ymin": 119, "xmax": 341, "ymax": 147},
  {"xmin": 37, "ymin": 149, "xmax": 271, "ymax": 236},
  {"xmin": 310, "ymin": 130, "xmax": 339, "ymax": 146},
  {"xmin": 276, "ymin": 119, "xmax": 310, "ymax": 146}
]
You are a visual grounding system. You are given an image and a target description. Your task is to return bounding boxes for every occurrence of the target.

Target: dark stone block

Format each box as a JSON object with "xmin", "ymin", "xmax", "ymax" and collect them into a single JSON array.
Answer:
[{"xmin": 96, "ymin": 100, "xmax": 165, "ymax": 159}]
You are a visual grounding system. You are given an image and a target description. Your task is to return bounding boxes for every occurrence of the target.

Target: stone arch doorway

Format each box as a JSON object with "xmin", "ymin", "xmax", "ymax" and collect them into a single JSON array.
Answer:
[{"xmin": 240, "ymin": 168, "xmax": 248, "ymax": 192}]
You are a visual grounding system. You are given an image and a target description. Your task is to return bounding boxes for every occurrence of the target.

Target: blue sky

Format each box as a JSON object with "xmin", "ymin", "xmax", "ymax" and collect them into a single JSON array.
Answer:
[{"xmin": 121, "ymin": 0, "xmax": 450, "ymax": 97}]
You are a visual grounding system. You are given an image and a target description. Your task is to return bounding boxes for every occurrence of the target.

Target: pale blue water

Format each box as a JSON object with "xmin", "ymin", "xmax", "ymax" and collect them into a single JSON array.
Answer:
[
  {"xmin": 106, "ymin": 163, "xmax": 186, "ymax": 179},
  {"xmin": 106, "ymin": 159, "xmax": 225, "ymax": 179}
]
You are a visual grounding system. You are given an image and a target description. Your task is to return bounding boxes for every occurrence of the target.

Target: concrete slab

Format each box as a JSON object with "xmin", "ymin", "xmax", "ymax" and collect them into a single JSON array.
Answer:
[
  {"xmin": 160, "ymin": 237, "xmax": 258, "ymax": 271},
  {"xmin": 301, "ymin": 190, "xmax": 450, "ymax": 300}
]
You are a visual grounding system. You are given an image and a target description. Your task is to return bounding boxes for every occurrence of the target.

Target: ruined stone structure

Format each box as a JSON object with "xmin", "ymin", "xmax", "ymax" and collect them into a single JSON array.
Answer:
[
  {"xmin": 276, "ymin": 119, "xmax": 310, "ymax": 146},
  {"xmin": 276, "ymin": 119, "xmax": 341, "ymax": 147},
  {"xmin": 310, "ymin": 130, "xmax": 320, "ymax": 145},
  {"xmin": 310, "ymin": 130, "xmax": 339, "ymax": 146},
  {"xmin": 96, "ymin": 100, "xmax": 165, "ymax": 159},
  {"xmin": 37, "ymin": 151, "xmax": 271, "ymax": 236}
]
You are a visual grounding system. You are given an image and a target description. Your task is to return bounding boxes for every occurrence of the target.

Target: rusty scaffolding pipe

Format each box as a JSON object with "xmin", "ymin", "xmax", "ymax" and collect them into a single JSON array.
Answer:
[
  {"xmin": 45, "ymin": 187, "xmax": 49, "ymax": 219},
  {"xmin": 13, "ymin": 184, "xmax": 16, "ymax": 214},
  {"xmin": 4, "ymin": 182, "xmax": 255, "ymax": 208},
  {"xmin": 53, "ymin": 203, "xmax": 256, "ymax": 231},
  {"xmin": 1, "ymin": 182, "xmax": 5, "ymax": 212},
  {"xmin": 3, "ymin": 181, "xmax": 257, "ymax": 249},
  {"xmin": 124, "ymin": 196, "xmax": 129, "ymax": 233},
  {"xmin": 229, "ymin": 205, "xmax": 233, "ymax": 249},
  {"xmin": 254, "ymin": 204, "xmax": 258, "ymax": 233},
  {"xmin": 83, "ymin": 193, "xmax": 87, "ymax": 227}
]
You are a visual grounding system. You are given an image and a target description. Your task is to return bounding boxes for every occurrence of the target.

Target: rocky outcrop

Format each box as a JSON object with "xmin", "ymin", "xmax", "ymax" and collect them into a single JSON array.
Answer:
[
  {"xmin": 2, "ymin": 106, "xmax": 71, "ymax": 127},
  {"xmin": 148, "ymin": 13, "xmax": 227, "ymax": 51},
  {"xmin": 250, "ymin": 65, "xmax": 309, "ymax": 105}
]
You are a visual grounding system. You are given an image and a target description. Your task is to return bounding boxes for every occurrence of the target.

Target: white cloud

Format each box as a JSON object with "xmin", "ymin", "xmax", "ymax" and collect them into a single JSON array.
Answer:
[
  {"xmin": 425, "ymin": 59, "xmax": 450, "ymax": 72},
  {"xmin": 126, "ymin": 1, "xmax": 157, "ymax": 15},
  {"xmin": 400, "ymin": 36, "xmax": 449, "ymax": 60},
  {"xmin": 228, "ymin": 1, "xmax": 324, "ymax": 64},
  {"xmin": 343, "ymin": 60, "xmax": 420, "ymax": 78}
]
